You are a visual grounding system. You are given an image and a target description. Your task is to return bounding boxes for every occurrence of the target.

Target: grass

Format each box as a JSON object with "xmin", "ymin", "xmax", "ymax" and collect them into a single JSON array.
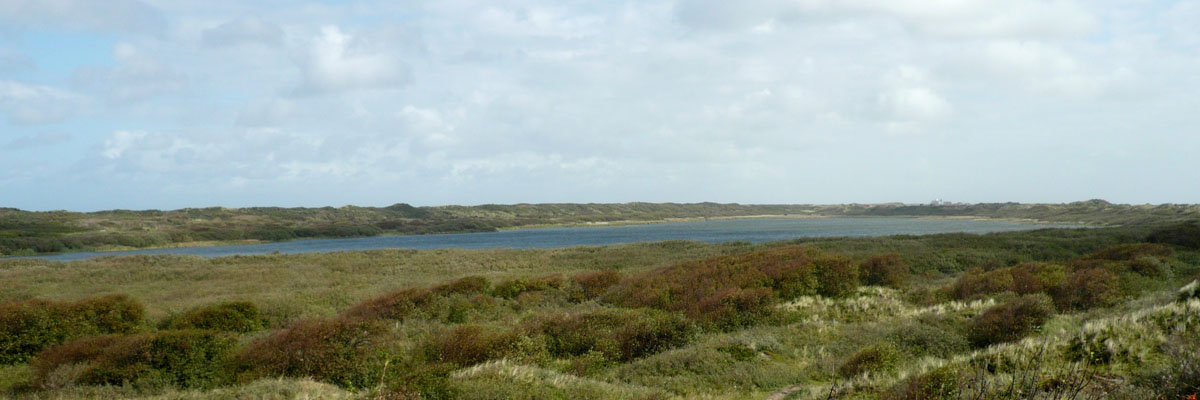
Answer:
[{"xmin": 1, "ymin": 224, "xmax": 1199, "ymax": 399}]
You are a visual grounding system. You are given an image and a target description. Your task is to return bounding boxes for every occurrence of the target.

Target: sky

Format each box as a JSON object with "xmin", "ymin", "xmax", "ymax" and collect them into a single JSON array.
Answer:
[{"xmin": 1, "ymin": 0, "xmax": 1198, "ymax": 211}]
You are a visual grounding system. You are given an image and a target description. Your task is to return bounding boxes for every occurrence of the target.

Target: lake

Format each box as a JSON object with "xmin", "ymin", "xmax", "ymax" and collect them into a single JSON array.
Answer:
[{"xmin": 26, "ymin": 217, "xmax": 1061, "ymax": 262}]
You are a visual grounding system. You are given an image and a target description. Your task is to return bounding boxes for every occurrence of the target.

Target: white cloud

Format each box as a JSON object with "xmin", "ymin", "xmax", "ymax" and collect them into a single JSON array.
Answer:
[
  {"xmin": 3, "ymin": 131, "xmax": 71, "ymax": 149},
  {"xmin": 73, "ymin": 42, "xmax": 185, "ymax": 101},
  {"xmin": 296, "ymin": 26, "xmax": 409, "ymax": 94},
  {"xmin": 0, "ymin": 80, "xmax": 86, "ymax": 124},
  {"xmin": 202, "ymin": 17, "xmax": 283, "ymax": 47},
  {"xmin": 0, "ymin": 0, "xmax": 166, "ymax": 35}
]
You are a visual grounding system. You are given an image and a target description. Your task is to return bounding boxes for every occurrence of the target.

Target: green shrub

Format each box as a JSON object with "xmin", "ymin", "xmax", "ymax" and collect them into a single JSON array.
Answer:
[
  {"xmin": 0, "ymin": 295, "xmax": 144, "ymax": 365},
  {"xmin": 421, "ymin": 325, "xmax": 518, "ymax": 366},
  {"xmin": 1055, "ymin": 268, "xmax": 1122, "ymax": 310},
  {"xmin": 432, "ymin": 276, "xmax": 490, "ymax": 296},
  {"xmin": 968, "ymin": 295, "xmax": 1055, "ymax": 347},
  {"xmin": 1179, "ymin": 280, "xmax": 1200, "ymax": 302},
  {"xmin": 32, "ymin": 330, "xmax": 237, "ymax": 389},
  {"xmin": 492, "ymin": 275, "xmax": 564, "ymax": 299},
  {"xmin": 237, "ymin": 317, "xmax": 385, "ymax": 388},
  {"xmin": 886, "ymin": 321, "xmax": 969, "ymax": 358},
  {"xmin": 813, "ymin": 254, "xmax": 859, "ymax": 298},
  {"xmin": 946, "ymin": 267, "xmax": 1014, "ymax": 300},
  {"xmin": 859, "ymin": 254, "xmax": 909, "ymax": 288},
  {"xmin": 163, "ymin": 301, "xmax": 264, "ymax": 333},
  {"xmin": 688, "ymin": 287, "xmax": 776, "ymax": 330},
  {"xmin": 1083, "ymin": 243, "xmax": 1172, "ymax": 262},
  {"xmin": 341, "ymin": 287, "xmax": 434, "ymax": 321},
  {"xmin": 571, "ymin": 270, "xmax": 622, "ymax": 300},
  {"xmin": 884, "ymin": 366, "xmax": 960, "ymax": 400},
  {"xmin": 1147, "ymin": 221, "xmax": 1200, "ymax": 249},
  {"xmin": 524, "ymin": 308, "xmax": 695, "ymax": 362},
  {"xmin": 1009, "ymin": 262, "xmax": 1067, "ymax": 296},
  {"xmin": 838, "ymin": 343, "xmax": 900, "ymax": 377}
]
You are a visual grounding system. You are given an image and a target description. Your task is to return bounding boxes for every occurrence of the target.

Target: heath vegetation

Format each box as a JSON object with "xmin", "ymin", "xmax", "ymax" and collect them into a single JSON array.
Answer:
[{"xmin": 1, "ymin": 221, "xmax": 1198, "ymax": 399}]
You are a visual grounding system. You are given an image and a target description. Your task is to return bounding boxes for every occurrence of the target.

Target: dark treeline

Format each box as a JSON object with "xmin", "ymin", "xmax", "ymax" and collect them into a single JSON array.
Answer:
[{"xmin": 3, "ymin": 200, "xmax": 1199, "ymax": 255}]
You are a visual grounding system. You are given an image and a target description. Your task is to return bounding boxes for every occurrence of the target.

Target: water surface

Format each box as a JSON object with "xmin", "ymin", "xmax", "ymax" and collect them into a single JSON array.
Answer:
[{"xmin": 25, "ymin": 217, "xmax": 1061, "ymax": 262}]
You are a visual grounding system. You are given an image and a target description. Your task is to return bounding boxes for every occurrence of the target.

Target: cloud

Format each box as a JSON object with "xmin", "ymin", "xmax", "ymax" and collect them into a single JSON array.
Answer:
[
  {"xmin": 3, "ymin": 131, "xmax": 71, "ymax": 149},
  {"xmin": 674, "ymin": 0, "xmax": 1098, "ymax": 39},
  {"xmin": 0, "ymin": 0, "xmax": 166, "ymax": 35},
  {"xmin": 73, "ymin": 42, "xmax": 185, "ymax": 101},
  {"xmin": 295, "ymin": 26, "xmax": 410, "ymax": 94},
  {"xmin": 0, "ymin": 80, "xmax": 85, "ymax": 124},
  {"xmin": 202, "ymin": 17, "xmax": 283, "ymax": 48}
]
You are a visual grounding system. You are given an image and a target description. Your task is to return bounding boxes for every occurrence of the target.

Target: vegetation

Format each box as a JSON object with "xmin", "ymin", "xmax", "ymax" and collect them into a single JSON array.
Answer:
[
  {"xmin": 4, "ymin": 200, "xmax": 1199, "ymax": 256},
  {"xmin": 1, "ymin": 220, "xmax": 1199, "ymax": 399}
]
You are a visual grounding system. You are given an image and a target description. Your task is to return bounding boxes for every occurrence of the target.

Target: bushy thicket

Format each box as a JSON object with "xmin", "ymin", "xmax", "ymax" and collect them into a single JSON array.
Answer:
[
  {"xmin": 341, "ymin": 287, "xmax": 435, "ymax": 321},
  {"xmin": 571, "ymin": 270, "xmax": 622, "ymax": 300},
  {"xmin": 237, "ymin": 317, "xmax": 385, "ymax": 389},
  {"xmin": 1147, "ymin": 221, "xmax": 1200, "ymax": 249},
  {"xmin": 945, "ymin": 243, "xmax": 1178, "ymax": 310},
  {"xmin": 859, "ymin": 254, "xmax": 909, "ymax": 288},
  {"xmin": 838, "ymin": 343, "xmax": 900, "ymax": 377},
  {"xmin": 162, "ymin": 301, "xmax": 265, "ymax": 333},
  {"xmin": 603, "ymin": 246, "xmax": 859, "ymax": 328},
  {"xmin": 32, "ymin": 330, "xmax": 237, "ymax": 389},
  {"xmin": 421, "ymin": 325, "xmax": 519, "ymax": 366},
  {"xmin": 0, "ymin": 295, "xmax": 144, "ymax": 364},
  {"xmin": 522, "ymin": 308, "xmax": 696, "ymax": 362},
  {"xmin": 968, "ymin": 295, "xmax": 1055, "ymax": 347},
  {"xmin": 884, "ymin": 366, "xmax": 960, "ymax": 400},
  {"xmin": 492, "ymin": 275, "xmax": 566, "ymax": 299}
]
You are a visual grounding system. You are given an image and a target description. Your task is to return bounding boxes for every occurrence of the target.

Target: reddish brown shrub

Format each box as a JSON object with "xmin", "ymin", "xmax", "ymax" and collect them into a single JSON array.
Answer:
[
  {"xmin": 432, "ymin": 276, "xmax": 490, "ymax": 296},
  {"xmin": 163, "ymin": 301, "xmax": 264, "ymax": 333},
  {"xmin": 571, "ymin": 270, "xmax": 622, "ymax": 300},
  {"xmin": 341, "ymin": 287, "xmax": 433, "ymax": 321},
  {"xmin": 1009, "ymin": 263, "xmax": 1067, "ymax": 296},
  {"xmin": 1, "ymin": 294, "xmax": 144, "ymax": 365},
  {"xmin": 1083, "ymin": 243, "xmax": 1172, "ymax": 262},
  {"xmin": 492, "ymin": 275, "xmax": 565, "ymax": 299},
  {"xmin": 33, "ymin": 330, "xmax": 236, "ymax": 389},
  {"xmin": 238, "ymin": 317, "xmax": 385, "ymax": 388},
  {"xmin": 968, "ymin": 295, "xmax": 1055, "ymax": 347},
  {"xmin": 421, "ymin": 325, "xmax": 517, "ymax": 366},
  {"xmin": 859, "ymin": 254, "xmax": 909, "ymax": 288},
  {"xmin": 884, "ymin": 366, "xmax": 960, "ymax": 400},
  {"xmin": 524, "ymin": 308, "xmax": 694, "ymax": 362},
  {"xmin": 946, "ymin": 268, "xmax": 1015, "ymax": 300},
  {"xmin": 1054, "ymin": 268, "xmax": 1123, "ymax": 310},
  {"xmin": 814, "ymin": 255, "xmax": 858, "ymax": 297},
  {"xmin": 688, "ymin": 287, "xmax": 776, "ymax": 330},
  {"xmin": 604, "ymin": 246, "xmax": 823, "ymax": 314}
]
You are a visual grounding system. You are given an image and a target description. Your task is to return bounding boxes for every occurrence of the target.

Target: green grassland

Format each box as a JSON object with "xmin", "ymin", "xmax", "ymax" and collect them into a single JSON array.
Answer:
[
  {"xmin": 4, "ymin": 200, "xmax": 1199, "ymax": 256},
  {"xmin": 3, "ymin": 222, "xmax": 1200, "ymax": 399}
]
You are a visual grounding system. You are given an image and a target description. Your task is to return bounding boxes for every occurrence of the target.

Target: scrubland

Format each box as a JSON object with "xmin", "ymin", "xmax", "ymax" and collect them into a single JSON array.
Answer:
[{"xmin": 2, "ymin": 222, "xmax": 1199, "ymax": 399}]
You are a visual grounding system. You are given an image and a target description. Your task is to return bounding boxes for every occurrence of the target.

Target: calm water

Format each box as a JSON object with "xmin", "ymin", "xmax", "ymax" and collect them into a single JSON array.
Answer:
[{"xmin": 25, "ymin": 217, "xmax": 1060, "ymax": 262}]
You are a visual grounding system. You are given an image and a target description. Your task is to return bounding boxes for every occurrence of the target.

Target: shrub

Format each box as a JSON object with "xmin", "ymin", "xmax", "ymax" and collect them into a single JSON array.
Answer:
[
  {"xmin": 1055, "ymin": 268, "xmax": 1122, "ymax": 310},
  {"xmin": 432, "ymin": 276, "xmax": 490, "ymax": 296},
  {"xmin": 492, "ymin": 275, "xmax": 564, "ymax": 299},
  {"xmin": 886, "ymin": 321, "xmax": 970, "ymax": 358},
  {"xmin": 571, "ymin": 270, "xmax": 621, "ymax": 300},
  {"xmin": 32, "ymin": 330, "xmax": 237, "ymax": 389},
  {"xmin": 1083, "ymin": 243, "xmax": 1172, "ymax": 262},
  {"xmin": 524, "ymin": 308, "xmax": 695, "ymax": 362},
  {"xmin": 1009, "ymin": 263, "xmax": 1067, "ymax": 296},
  {"xmin": 688, "ymin": 287, "xmax": 776, "ymax": 330},
  {"xmin": 813, "ymin": 255, "xmax": 859, "ymax": 298},
  {"xmin": 341, "ymin": 287, "xmax": 433, "ymax": 321},
  {"xmin": 1179, "ymin": 280, "xmax": 1200, "ymax": 302},
  {"xmin": 884, "ymin": 366, "xmax": 960, "ymax": 400},
  {"xmin": 838, "ymin": 343, "xmax": 900, "ymax": 377},
  {"xmin": 421, "ymin": 325, "xmax": 517, "ymax": 366},
  {"xmin": 238, "ymin": 317, "xmax": 385, "ymax": 388},
  {"xmin": 0, "ymin": 295, "xmax": 144, "ymax": 365},
  {"xmin": 946, "ymin": 267, "xmax": 1014, "ymax": 300},
  {"xmin": 859, "ymin": 254, "xmax": 909, "ymax": 288},
  {"xmin": 163, "ymin": 301, "xmax": 265, "ymax": 333},
  {"xmin": 1147, "ymin": 221, "xmax": 1200, "ymax": 249},
  {"xmin": 603, "ymin": 246, "xmax": 816, "ymax": 315},
  {"xmin": 968, "ymin": 295, "xmax": 1055, "ymax": 348}
]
